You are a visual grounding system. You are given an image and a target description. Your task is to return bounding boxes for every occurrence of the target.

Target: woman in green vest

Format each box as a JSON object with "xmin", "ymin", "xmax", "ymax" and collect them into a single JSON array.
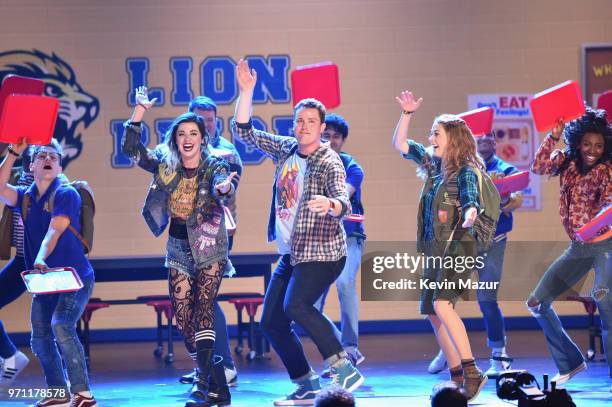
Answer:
[{"xmin": 391, "ymin": 90, "xmax": 487, "ymax": 402}]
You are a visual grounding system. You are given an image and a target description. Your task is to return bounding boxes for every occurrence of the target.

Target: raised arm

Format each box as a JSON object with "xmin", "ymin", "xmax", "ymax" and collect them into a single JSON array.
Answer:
[
  {"xmin": 531, "ymin": 119, "xmax": 566, "ymax": 176},
  {"xmin": 234, "ymin": 59, "xmax": 256, "ymax": 124},
  {"xmin": 0, "ymin": 142, "xmax": 28, "ymax": 207},
  {"xmin": 231, "ymin": 59, "xmax": 292, "ymax": 162},
  {"xmin": 392, "ymin": 90, "xmax": 423, "ymax": 155},
  {"xmin": 122, "ymin": 86, "xmax": 159, "ymax": 173}
]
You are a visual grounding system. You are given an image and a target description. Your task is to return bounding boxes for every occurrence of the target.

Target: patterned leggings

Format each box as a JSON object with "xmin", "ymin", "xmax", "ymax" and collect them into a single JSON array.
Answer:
[{"xmin": 168, "ymin": 260, "xmax": 225, "ymax": 355}]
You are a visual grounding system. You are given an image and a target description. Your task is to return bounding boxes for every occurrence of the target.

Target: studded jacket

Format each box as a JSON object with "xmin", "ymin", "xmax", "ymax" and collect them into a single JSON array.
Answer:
[{"xmin": 122, "ymin": 122, "xmax": 233, "ymax": 269}]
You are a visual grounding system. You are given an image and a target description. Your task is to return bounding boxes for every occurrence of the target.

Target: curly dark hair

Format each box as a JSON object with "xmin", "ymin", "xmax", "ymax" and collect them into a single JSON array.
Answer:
[
  {"xmin": 554, "ymin": 106, "xmax": 612, "ymax": 176},
  {"xmin": 325, "ymin": 113, "xmax": 349, "ymax": 139}
]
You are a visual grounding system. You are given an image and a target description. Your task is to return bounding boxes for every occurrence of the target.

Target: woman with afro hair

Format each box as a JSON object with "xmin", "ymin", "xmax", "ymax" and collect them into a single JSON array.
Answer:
[{"xmin": 528, "ymin": 106, "xmax": 611, "ymax": 388}]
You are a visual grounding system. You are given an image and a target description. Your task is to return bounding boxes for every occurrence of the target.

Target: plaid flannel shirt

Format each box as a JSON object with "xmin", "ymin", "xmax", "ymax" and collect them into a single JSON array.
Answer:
[{"xmin": 232, "ymin": 119, "xmax": 350, "ymax": 265}]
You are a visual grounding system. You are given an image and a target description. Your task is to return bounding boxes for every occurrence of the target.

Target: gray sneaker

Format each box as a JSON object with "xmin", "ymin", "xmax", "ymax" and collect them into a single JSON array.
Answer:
[
  {"xmin": 428, "ymin": 349, "xmax": 447, "ymax": 374},
  {"xmin": 330, "ymin": 360, "xmax": 364, "ymax": 392},
  {"xmin": 485, "ymin": 354, "xmax": 513, "ymax": 378}
]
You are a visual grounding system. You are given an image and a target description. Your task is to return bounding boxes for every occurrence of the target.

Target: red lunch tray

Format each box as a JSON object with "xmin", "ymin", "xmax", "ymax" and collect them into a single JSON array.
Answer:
[
  {"xmin": 0, "ymin": 94, "xmax": 59, "ymax": 145},
  {"xmin": 492, "ymin": 171, "xmax": 530, "ymax": 195},
  {"xmin": 575, "ymin": 206, "xmax": 612, "ymax": 242},
  {"xmin": 21, "ymin": 267, "xmax": 83, "ymax": 294},
  {"xmin": 597, "ymin": 90, "xmax": 612, "ymax": 123},
  {"xmin": 458, "ymin": 107, "xmax": 494, "ymax": 137},
  {"xmin": 290, "ymin": 61, "xmax": 340, "ymax": 109},
  {"xmin": 0, "ymin": 75, "xmax": 45, "ymax": 117},
  {"xmin": 345, "ymin": 213, "xmax": 365, "ymax": 222},
  {"xmin": 530, "ymin": 80, "xmax": 585, "ymax": 132}
]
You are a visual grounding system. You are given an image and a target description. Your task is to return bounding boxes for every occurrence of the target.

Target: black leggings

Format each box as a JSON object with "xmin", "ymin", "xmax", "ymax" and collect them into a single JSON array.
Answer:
[{"xmin": 168, "ymin": 260, "xmax": 225, "ymax": 354}]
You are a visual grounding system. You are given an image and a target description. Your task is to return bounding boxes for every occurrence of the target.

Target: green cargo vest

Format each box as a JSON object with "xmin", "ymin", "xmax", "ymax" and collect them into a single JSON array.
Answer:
[{"xmin": 416, "ymin": 171, "xmax": 477, "ymax": 259}]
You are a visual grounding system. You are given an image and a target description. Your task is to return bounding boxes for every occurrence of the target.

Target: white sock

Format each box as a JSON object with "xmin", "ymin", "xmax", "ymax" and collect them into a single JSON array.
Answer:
[
  {"xmin": 492, "ymin": 347, "xmax": 506, "ymax": 356},
  {"xmin": 76, "ymin": 391, "xmax": 92, "ymax": 398}
]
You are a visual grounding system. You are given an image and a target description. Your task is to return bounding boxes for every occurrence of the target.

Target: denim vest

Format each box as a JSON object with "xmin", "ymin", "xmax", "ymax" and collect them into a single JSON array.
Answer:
[{"xmin": 123, "ymin": 123, "xmax": 231, "ymax": 269}]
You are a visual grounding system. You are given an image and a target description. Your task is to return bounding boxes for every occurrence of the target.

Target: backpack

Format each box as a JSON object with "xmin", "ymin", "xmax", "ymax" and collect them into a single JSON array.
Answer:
[
  {"xmin": 471, "ymin": 168, "xmax": 501, "ymax": 251},
  {"xmin": 22, "ymin": 180, "xmax": 95, "ymax": 254}
]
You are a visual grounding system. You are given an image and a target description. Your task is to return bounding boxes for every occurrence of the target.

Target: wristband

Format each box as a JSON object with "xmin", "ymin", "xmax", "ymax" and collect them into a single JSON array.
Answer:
[
  {"xmin": 402, "ymin": 110, "xmax": 415, "ymax": 115},
  {"xmin": 7, "ymin": 146, "xmax": 20, "ymax": 158},
  {"xmin": 328, "ymin": 198, "xmax": 337, "ymax": 214}
]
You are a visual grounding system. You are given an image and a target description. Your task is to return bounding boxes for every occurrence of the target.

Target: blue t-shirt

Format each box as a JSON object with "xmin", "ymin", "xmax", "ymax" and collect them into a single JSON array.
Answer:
[
  {"xmin": 13, "ymin": 177, "xmax": 94, "ymax": 280},
  {"xmin": 484, "ymin": 155, "xmax": 519, "ymax": 236},
  {"xmin": 340, "ymin": 152, "xmax": 366, "ymax": 239}
]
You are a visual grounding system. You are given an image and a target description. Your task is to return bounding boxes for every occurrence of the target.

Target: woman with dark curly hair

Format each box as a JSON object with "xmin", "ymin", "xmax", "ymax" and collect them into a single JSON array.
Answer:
[
  {"xmin": 122, "ymin": 87, "xmax": 236, "ymax": 407},
  {"xmin": 528, "ymin": 107, "xmax": 611, "ymax": 388}
]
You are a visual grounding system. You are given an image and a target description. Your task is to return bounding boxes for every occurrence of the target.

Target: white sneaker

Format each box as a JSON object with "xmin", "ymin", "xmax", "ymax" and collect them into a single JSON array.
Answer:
[
  {"xmin": 428, "ymin": 350, "xmax": 447, "ymax": 374},
  {"xmin": 485, "ymin": 354, "xmax": 513, "ymax": 378},
  {"xmin": 0, "ymin": 350, "xmax": 29, "ymax": 384},
  {"xmin": 225, "ymin": 366, "xmax": 238, "ymax": 387},
  {"xmin": 551, "ymin": 361, "xmax": 587, "ymax": 385}
]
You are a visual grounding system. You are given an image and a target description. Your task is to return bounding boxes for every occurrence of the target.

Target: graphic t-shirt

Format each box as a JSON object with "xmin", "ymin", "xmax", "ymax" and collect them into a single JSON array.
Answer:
[
  {"xmin": 275, "ymin": 152, "xmax": 307, "ymax": 254},
  {"xmin": 169, "ymin": 175, "xmax": 198, "ymax": 219}
]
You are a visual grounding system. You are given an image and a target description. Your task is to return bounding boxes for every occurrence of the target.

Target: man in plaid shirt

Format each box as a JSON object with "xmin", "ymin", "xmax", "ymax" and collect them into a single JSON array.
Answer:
[{"xmin": 232, "ymin": 59, "xmax": 364, "ymax": 405}]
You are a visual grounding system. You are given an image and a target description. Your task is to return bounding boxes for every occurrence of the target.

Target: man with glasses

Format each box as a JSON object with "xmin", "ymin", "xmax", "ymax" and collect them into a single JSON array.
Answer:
[
  {"xmin": 231, "ymin": 59, "xmax": 364, "ymax": 406},
  {"xmin": 0, "ymin": 139, "xmax": 97, "ymax": 407}
]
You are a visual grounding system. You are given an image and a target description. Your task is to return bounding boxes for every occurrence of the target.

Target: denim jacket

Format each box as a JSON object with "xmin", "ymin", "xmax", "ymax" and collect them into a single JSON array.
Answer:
[{"xmin": 122, "ymin": 122, "xmax": 233, "ymax": 269}]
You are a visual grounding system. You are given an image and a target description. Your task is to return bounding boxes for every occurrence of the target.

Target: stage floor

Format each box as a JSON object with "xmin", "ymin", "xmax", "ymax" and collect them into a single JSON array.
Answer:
[{"xmin": 1, "ymin": 330, "xmax": 610, "ymax": 406}]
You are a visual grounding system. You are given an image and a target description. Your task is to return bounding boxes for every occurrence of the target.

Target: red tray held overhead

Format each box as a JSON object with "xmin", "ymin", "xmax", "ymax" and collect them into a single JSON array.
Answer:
[
  {"xmin": 458, "ymin": 107, "xmax": 494, "ymax": 137},
  {"xmin": 290, "ymin": 62, "xmax": 340, "ymax": 109},
  {"xmin": 0, "ymin": 75, "xmax": 45, "ymax": 118},
  {"xmin": 597, "ymin": 90, "xmax": 612, "ymax": 123},
  {"xmin": 0, "ymin": 94, "xmax": 59, "ymax": 145},
  {"xmin": 530, "ymin": 80, "xmax": 585, "ymax": 132}
]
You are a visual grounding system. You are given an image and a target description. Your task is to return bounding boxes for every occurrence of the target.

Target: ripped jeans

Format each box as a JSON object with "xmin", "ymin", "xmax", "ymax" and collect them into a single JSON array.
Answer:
[{"xmin": 527, "ymin": 238, "xmax": 611, "ymax": 376}]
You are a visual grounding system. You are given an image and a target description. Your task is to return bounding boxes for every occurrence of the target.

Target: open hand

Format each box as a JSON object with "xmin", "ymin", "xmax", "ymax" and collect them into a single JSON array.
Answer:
[
  {"xmin": 135, "ymin": 86, "xmax": 158, "ymax": 110},
  {"xmin": 395, "ymin": 90, "xmax": 423, "ymax": 113},
  {"xmin": 236, "ymin": 59, "xmax": 257, "ymax": 93},
  {"xmin": 215, "ymin": 172, "xmax": 238, "ymax": 195}
]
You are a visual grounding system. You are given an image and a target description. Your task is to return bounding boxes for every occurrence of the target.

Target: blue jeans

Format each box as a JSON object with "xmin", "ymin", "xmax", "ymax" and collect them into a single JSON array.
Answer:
[
  {"xmin": 477, "ymin": 239, "xmax": 507, "ymax": 349},
  {"xmin": 314, "ymin": 237, "xmax": 363, "ymax": 348},
  {"xmin": 260, "ymin": 255, "xmax": 346, "ymax": 380},
  {"xmin": 31, "ymin": 277, "xmax": 94, "ymax": 393},
  {"xmin": 0, "ymin": 256, "xmax": 27, "ymax": 358},
  {"xmin": 527, "ymin": 239, "xmax": 612, "ymax": 375}
]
